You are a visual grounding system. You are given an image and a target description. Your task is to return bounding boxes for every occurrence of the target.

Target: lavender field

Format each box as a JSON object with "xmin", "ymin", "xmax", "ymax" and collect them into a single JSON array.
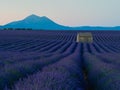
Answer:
[{"xmin": 0, "ymin": 30, "xmax": 120, "ymax": 90}]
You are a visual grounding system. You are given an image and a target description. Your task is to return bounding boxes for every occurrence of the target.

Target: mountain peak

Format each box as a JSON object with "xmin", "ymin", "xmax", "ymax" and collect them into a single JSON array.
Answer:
[
  {"xmin": 24, "ymin": 14, "xmax": 50, "ymax": 22},
  {"xmin": 24, "ymin": 14, "xmax": 40, "ymax": 20},
  {"xmin": 29, "ymin": 14, "xmax": 38, "ymax": 17}
]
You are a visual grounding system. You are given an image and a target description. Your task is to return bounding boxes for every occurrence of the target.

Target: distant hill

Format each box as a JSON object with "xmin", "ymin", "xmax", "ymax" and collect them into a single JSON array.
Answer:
[
  {"xmin": 0, "ymin": 14, "xmax": 120, "ymax": 30},
  {"xmin": 73, "ymin": 26, "xmax": 120, "ymax": 30},
  {"xmin": 1, "ymin": 14, "xmax": 70, "ymax": 30}
]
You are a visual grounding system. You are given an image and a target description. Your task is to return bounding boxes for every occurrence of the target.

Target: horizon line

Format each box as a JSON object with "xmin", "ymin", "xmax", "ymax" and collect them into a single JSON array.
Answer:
[{"xmin": 0, "ymin": 14, "xmax": 120, "ymax": 27}]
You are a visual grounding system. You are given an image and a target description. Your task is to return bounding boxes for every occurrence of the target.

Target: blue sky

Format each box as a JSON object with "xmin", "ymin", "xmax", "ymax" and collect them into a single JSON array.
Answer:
[{"xmin": 0, "ymin": 0, "xmax": 120, "ymax": 26}]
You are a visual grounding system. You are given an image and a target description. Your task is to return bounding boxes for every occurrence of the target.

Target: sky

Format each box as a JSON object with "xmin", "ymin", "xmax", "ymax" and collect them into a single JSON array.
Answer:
[{"xmin": 0, "ymin": 0, "xmax": 120, "ymax": 26}]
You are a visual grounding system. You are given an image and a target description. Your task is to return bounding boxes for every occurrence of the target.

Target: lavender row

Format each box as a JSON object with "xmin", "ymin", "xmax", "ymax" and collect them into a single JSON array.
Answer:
[
  {"xmin": 0, "ymin": 53, "xmax": 70, "ymax": 90},
  {"xmin": 83, "ymin": 52, "xmax": 120, "ymax": 90},
  {"xmin": 10, "ymin": 46, "xmax": 85, "ymax": 90}
]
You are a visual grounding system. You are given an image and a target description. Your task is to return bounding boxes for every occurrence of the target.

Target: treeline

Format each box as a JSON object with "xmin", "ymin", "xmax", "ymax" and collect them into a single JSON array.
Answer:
[{"xmin": 3, "ymin": 28, "xmax": 33, "ymax": 30}]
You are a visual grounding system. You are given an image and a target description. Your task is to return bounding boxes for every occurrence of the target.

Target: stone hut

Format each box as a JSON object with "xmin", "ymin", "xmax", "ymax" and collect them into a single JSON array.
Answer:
[{"xmin": 76, "ymin": 32, "xmax": 93, "ymax": 43}]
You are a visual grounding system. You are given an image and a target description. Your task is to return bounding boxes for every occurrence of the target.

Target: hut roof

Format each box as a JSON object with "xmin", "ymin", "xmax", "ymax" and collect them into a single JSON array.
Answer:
[{"xmin": 78, "ymin": 33, "xmax": 92, "ymax": 37}]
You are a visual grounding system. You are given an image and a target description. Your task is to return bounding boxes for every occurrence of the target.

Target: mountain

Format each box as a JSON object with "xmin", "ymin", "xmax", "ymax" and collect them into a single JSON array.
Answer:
[
  {"xmin": 1, "ymin": 14, "xmax": 70, "ymax": 30},
  {"xmin": 0, "ymin": 14, "xmax": 120, "ymax": 30}
]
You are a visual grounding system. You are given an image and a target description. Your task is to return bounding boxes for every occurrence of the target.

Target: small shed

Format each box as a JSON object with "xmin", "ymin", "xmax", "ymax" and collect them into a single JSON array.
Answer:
[{"xmin": 76, "ymin": 32, "xmax": 93, "ymax": 43}]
